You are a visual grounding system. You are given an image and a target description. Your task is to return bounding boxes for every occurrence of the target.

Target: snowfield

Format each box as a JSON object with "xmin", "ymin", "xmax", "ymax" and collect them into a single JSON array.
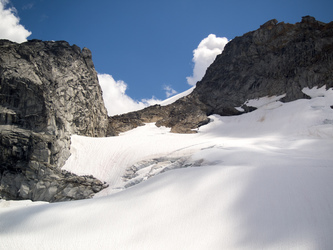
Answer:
[{"xmin": 1, "ymin": 86, "xmax": 333, "ymax": 249}]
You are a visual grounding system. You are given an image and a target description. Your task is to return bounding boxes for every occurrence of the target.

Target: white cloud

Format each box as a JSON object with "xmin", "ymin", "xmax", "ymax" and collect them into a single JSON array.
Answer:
[
  {"xmin": 98, "ymin": 73, "xmax": 161, "ymax": 116},
  {"xmin": 186, "ymin": 34, "xmax": 228, "ymax": 86},
  {"xmin": 163, "ymin": 85, "xmax": 178, "ymax": 98},
  {"xmin": 0, "ymin": 0, "xmax": 31, "ymax": 43},
  {"xmin": 22, "ymin": 3, "xmax": 34, "ymax": 10}
]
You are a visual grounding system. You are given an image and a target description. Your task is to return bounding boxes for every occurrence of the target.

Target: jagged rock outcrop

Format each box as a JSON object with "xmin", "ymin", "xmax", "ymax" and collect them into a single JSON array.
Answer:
[
  {"xmin": 107, "ymin": 98, "xmax": 209, "ymax": 135},
  {"xmin": 0, "ymin": 39, "xmax": 108, "ymax": 202},
  {"xmin": 107, "ymin": 16, "xmax": 333, "ymax": 135},
  {"xmin": 192, "ymin": 15, "xmax": 333, "ymax": 116}
]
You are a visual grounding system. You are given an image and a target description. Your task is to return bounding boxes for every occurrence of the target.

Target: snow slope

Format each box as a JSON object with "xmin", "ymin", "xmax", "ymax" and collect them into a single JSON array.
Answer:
[
  {"xmin": 159, "ymin": 86, "xmax": 195, "ymax": 106},
  {"xmin": 1, "ymin": 86, "xmax": 333, "ymax": 249}
]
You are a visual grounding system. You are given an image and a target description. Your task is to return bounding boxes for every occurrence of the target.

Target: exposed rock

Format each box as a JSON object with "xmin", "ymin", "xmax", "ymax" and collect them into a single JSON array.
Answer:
[
  {"xmin": 0, "ymin": 40, "xmax": 108, "ymax": 202},
  {"xmin": 107, "ymin": 97, "xmax": 209, "ymax": 135},
  {"xmin": 107, "ymin": 16, "xmax": 333, "ymax": 135},
  {"xmin": 192, "ymin": 16, "xmax": 333, "ymax": 116}
]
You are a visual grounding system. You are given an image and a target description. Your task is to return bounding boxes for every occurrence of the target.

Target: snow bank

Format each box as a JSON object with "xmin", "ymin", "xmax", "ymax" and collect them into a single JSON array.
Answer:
[
  {"xmin": 159, "ymin": 86, "xmax": 195, "ymax": 106},
  {"xmin": 1, "ymin": 86, "xmax": 333, "ymax": 249}
]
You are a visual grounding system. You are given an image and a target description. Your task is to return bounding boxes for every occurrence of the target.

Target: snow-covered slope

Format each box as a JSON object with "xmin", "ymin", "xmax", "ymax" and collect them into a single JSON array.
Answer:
[
  {"xmin": 159, "ymin": 86, "xmax": 195, "ymax": 106},
  {"xmin": 1, "ymin": 86, "xmax": 333, "ymax": 250}
]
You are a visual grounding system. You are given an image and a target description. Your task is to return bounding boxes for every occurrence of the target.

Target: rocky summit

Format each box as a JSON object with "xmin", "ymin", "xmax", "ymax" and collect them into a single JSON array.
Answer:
[
  {"xmin": 1, "ymin": 16, "xmax": 332, "ymax": 202},
  {"xmin": 108, "ymin": 16, "xmax": 333, "ymax": 135},
  {"xmin": 0, "ymin": 40, "xmax": 108, "ymax": 202}
]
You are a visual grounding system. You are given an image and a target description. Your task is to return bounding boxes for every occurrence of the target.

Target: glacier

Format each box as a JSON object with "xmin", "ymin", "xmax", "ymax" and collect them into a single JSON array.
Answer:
[{"xmin": 0, "ymin": 86, "xmax": 333, "ymax": 249}]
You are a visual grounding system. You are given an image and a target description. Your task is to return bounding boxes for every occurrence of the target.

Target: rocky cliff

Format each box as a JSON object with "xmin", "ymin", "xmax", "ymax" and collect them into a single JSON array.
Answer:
[
  {"xmin": 108, "ymin": 16, "xmax": 333, "ymax": 135},
  {"xmin": 193, "ymin": 16, "xmax": 333, "ymax": 116},
  {"xmin": 0, "ymin": 40, "xmax": 108, "ymax": 202}
]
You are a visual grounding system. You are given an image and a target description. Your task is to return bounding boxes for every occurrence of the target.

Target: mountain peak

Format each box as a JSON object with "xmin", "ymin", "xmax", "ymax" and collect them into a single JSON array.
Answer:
[
  {"xmin": 0, "ymin": 39, "xmax": 108, "ymax": 201},
  {"xmin": 108, "ymin": 16, "xmax": 333, "ymax": 135},
  {"xmin": 1, "ymin": 16, "xmax": 332, "ymax": 201}
]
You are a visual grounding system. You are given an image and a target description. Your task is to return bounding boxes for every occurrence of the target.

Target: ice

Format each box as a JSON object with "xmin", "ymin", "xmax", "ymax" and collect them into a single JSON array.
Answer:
[
  {"xmin": 1, "ymin": 86, "xmax": 333, "ymax": 249},
  {"xmin": 243, "ymin": 94, "xmax": 286, "ymax": 109}
]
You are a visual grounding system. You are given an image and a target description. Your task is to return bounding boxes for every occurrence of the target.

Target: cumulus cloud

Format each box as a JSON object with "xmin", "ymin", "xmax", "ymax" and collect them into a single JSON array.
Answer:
[
  {"xmin": 0, "ymin": 0, "xmax": 31, "ymax": 43},
  {"xmin": 98, "ymin": 73, "xmax": 161, "ymax": 116},
  {"xmin": 187, "ymin": 34, "xmax": 228, "ymax": 86},
  {"xmin": 163, "ymin": 85, "xmax": 178, "ymax": 98}
]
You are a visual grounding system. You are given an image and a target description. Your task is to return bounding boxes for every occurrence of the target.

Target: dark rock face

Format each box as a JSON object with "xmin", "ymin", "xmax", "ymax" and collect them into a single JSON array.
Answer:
[
  {"xmin": 192, "ymin": 16, "xmax": 333, "ymax": 116},
  {"xmin": 107, "ymin": 16, "xmax": 333, "ymax": 135},
  {"xmin": 0, "ymin": 40, "xmax": 108, "ymax": 202}
]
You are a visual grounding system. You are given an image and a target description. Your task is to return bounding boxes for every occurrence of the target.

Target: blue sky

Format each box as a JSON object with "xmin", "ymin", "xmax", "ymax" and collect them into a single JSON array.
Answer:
[{"xmin": 1, "ymin": 0, "xmax": 333, "ymax": 114}]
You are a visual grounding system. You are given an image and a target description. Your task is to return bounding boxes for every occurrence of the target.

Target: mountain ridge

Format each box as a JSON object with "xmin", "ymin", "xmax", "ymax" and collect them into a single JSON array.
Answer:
[
  {"xmin": 108, "ymin": 16, "xmax": 333, "ymax": 135},
  {"xmin": 0, "ymin": 16, "xmax": 332, "ymax": 201}
]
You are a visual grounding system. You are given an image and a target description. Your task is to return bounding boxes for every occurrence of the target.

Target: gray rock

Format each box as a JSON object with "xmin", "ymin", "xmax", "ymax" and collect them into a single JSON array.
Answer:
[
  {"xmin": 107, "ymin": 97, "xmax": 210, "ymax": 135},
  {"xmin": 107, "ymin": 16, "xmax": 333, "ymax": 135},
  {"xmin": 192, "ymin": 16, "xmax": 333, "ymax": 115},
  {"xmin": 0, "ymin": 40, "xmax": 108, "ymax": 202}
]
